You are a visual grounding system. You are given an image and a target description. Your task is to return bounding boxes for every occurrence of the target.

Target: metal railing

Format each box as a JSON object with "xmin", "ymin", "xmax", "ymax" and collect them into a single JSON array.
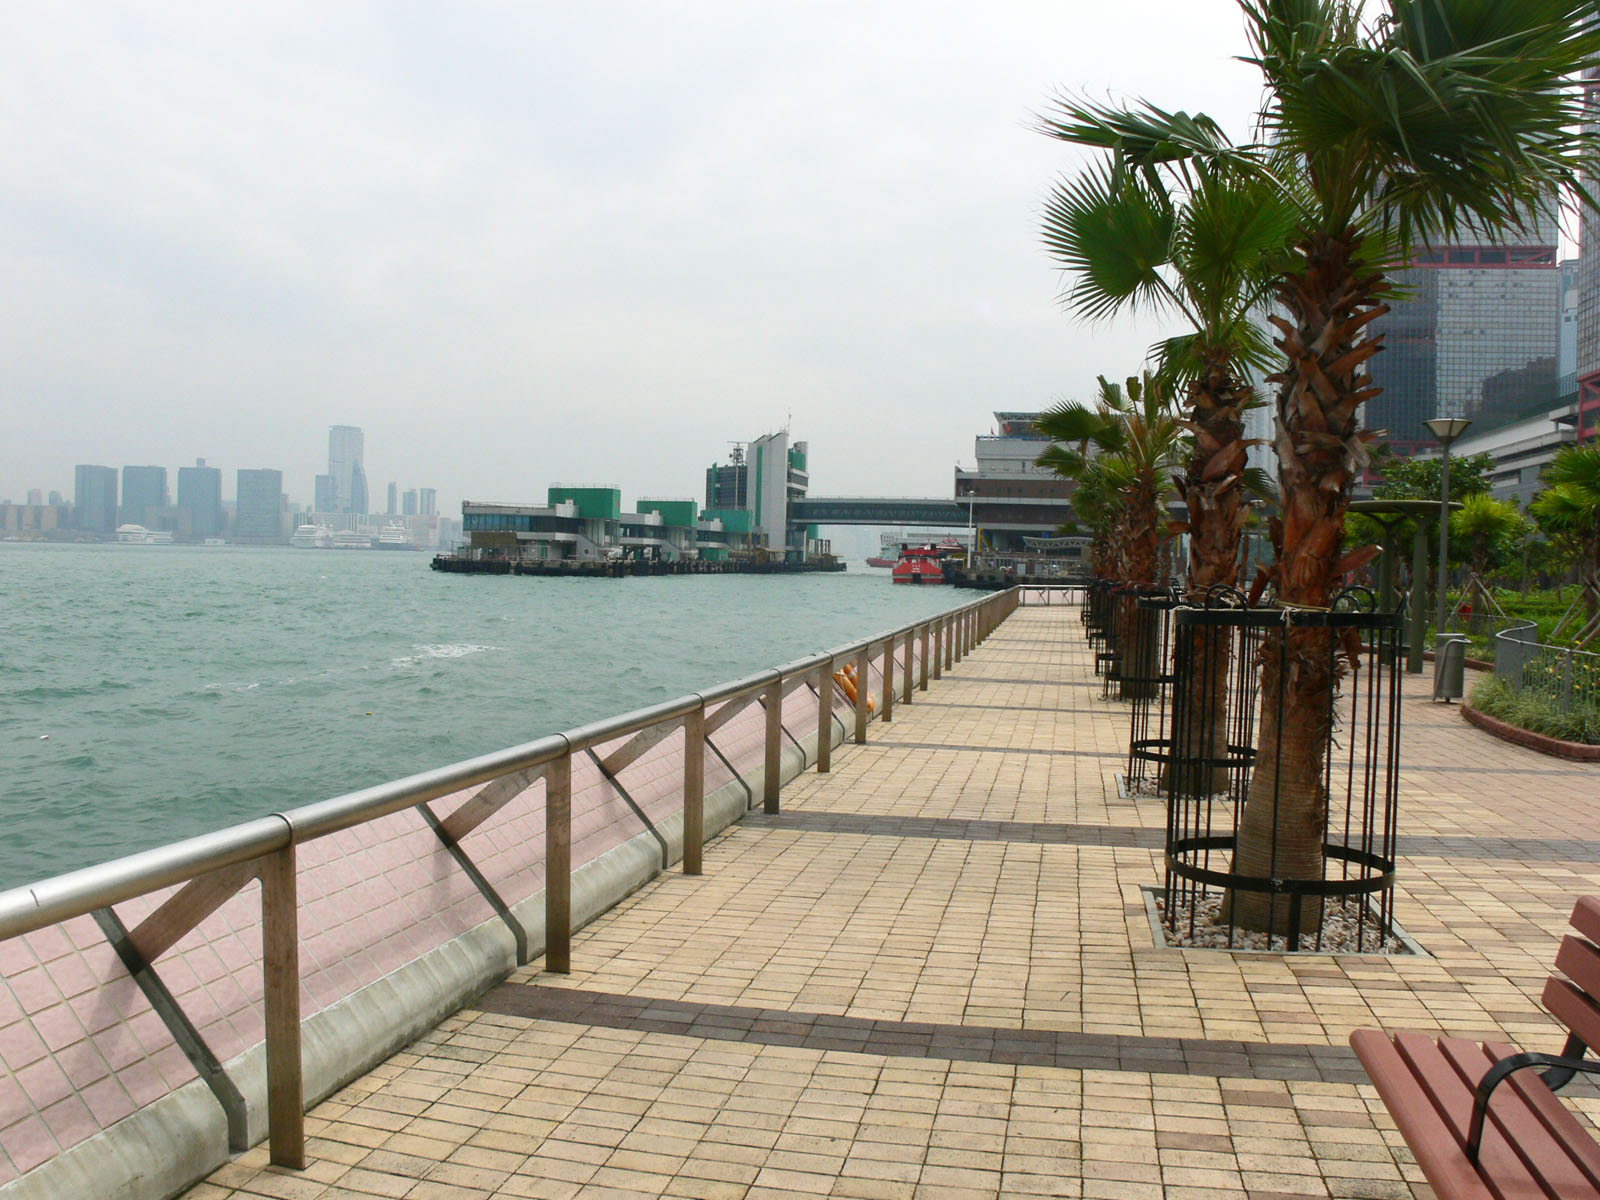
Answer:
[
  {"xmin": 0, "ymin": 587, "xmax": 1020, "ymax": 1173},
  {"xmin": 1494, "ymin": 618, "xmax": 1600, "ymax": 718}
]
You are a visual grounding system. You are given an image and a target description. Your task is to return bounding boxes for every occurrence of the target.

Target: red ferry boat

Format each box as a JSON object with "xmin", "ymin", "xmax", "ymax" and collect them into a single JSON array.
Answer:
[{"xmin": 891, "ymin": 544, "xmax": 949, "ymax": 584}]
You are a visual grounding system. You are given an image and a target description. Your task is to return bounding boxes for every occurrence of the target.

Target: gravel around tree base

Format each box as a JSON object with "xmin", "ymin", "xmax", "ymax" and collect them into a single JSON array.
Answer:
[{"xmin": 1157, "ymin": 892, "xmax": 1408, "ymax": 954}]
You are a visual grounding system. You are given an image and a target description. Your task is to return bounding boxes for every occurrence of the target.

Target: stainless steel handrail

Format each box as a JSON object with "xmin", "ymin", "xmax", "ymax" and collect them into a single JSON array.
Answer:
[
  {"xmin": 0, "ymin": 584, "xmax": 1023, "ymax": 1173},
  {"xmin": 0, "ymin": 816, "xmax": 293, "ymax": 938}
]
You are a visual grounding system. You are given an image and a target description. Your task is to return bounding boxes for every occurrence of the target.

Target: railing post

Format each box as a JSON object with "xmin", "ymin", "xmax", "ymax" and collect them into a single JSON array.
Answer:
[
  {"xmin": 882, "ymin": 636, "xmax": 895, "ymax": 723},
  {"xmin": 683, "ymin": 705, "xmax": 705, "ymax": 875},
  {"xmin": 932, "ymin": 620, "xmax": 943, "ymax": 680},
  {"xmin": 816, "ymin": 659, "xmax": 833, "ymax": 773},
  {"xmin": 261, "ymin": 844, "xmax": 305, "ymax": 1170},
  {"xmin": 854, "ymin": 645, "xmax": 870, "ymax": 743},
  {"xmin": 919, "ymin": 624, "xmax": 930, "ymax": 691},
  {"xmin": 764, "ymin": 678, "xmax": 782, "ymax": 813},
  {"xmin": 901, "ymin": 634, "xmax": 913, "ymax": 705},
  {"xmin": 953, "ymin": 613, "xmax": 963, "ymax": 663},
  {"xmin": 545, "ymin": 747, "xmax": 572, "ymax": 973}
]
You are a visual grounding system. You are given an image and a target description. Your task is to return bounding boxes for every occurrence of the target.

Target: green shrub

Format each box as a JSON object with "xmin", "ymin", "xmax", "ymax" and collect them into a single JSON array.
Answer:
[{"xmin": 1469, "ymin": 676, "xmax": 1600, "ymax": 745}]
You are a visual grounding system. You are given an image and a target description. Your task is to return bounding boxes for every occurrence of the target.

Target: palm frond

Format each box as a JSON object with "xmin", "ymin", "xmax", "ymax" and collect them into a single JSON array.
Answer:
[{"xmin": 1041, "ymin": 161, "xmax": 1178, "ymax": 323}]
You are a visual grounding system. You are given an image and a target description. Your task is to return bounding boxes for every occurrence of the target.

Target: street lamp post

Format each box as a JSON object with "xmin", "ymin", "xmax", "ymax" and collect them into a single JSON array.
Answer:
[{"xmin": 1424, "ymin": 417, "xmax": 1472, "ymax": 637}]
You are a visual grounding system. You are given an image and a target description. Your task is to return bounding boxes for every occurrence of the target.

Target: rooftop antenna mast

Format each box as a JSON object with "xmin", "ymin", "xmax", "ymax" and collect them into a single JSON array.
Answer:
[{"xmin": 728, "ymin": 441, "xmax": 746, "ymax": 465}]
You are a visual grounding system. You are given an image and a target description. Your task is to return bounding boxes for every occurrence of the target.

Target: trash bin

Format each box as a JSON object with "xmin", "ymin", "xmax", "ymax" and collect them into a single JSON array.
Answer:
[{"xmin": 1432, "ymin": 634, "xmax": 1470, "ymax": 702}]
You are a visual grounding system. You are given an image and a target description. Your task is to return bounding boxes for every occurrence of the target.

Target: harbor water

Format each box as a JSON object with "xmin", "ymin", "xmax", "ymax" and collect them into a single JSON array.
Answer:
[{"xmin": 0, "ymin": 544, "xmax": 961, "ymax": 890}]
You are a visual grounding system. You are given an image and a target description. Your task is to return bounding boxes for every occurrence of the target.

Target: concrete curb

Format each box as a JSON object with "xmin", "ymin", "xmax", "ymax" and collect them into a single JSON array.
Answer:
[
  {"xmin": 1461, "ymin": 701, "xmax": 1600, "ymax": 762},
  {"xmin": 0, "ymin": 1078, "xmax": 226, "ymax": 1200}
]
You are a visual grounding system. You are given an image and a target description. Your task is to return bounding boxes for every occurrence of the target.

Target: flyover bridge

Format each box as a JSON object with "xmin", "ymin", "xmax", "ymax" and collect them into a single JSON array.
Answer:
[{"xmin": 791, "ymin": 496, "xmax": 970, "ymax": 526}]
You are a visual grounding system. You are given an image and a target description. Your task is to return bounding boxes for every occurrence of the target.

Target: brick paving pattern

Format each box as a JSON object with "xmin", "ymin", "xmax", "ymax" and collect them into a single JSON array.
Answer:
[{"xmin": 191, "ymin": 604, "xmax": 1600, "ymax": 1199}]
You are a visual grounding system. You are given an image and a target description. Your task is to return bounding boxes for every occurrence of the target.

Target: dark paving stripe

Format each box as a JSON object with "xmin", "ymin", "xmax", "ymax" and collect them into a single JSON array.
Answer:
[
  {"xmin": 1403, "ymin": 764, "xmax": 1592, "ymax": 776},
  {"xmin": 744, "ymin": 811, "xmax": 1600, "ymax": 862},
  {"xmin": 945, "ymin": 677, "xmax": 1102, "ymax": 687},
  {"xmin": 871, "ymin": 740, "xmax": 1116, "ymax": 758},
  {"xmin": 472, "ymin": 985, "xmax": 1366, "ymax": 1084},
  {"xmin": 919, "ymin": 701, "xmax": 1107, "ymax": 714},
  {"xmin": 745, "ymin": 811, "xmax": 1162, "ymax": 846},
  {"xmin": 1402, "ymin": 835, "xmax": 1600, "ymax": 861}
]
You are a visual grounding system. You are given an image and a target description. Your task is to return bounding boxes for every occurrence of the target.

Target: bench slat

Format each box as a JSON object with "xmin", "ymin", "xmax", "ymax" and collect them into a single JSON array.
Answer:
[
  {"xmin": 1350, "ymin": 1030, "xmax": 1499, "ymax": 1200},
  {"xmin": 1555, "ymin": 935, "xmax": 1600, "ymax": 1015},
  {"xmin": 1483, "ymin": 1038, "xmax": 1600, "ymax": 1194},
  {"xmin": 1393, "ymin": 1031, "xmax": 1558, "ymax": 1200},
  {"xmin": 1543, "ymin": 977, "xmax": 1600, "ymax": 1061},
  {"xmin": 1439, "ymin": 1037, "xmax": 1600, "ymax": 1199},
  {"xmin": 1571, "ymin": 896, "xmax": 1600, "ymax": 947}
]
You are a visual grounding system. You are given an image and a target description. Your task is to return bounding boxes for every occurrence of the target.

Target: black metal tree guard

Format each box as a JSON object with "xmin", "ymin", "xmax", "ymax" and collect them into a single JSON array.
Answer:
[
  {"xmin": 1085, "ymin": 579, "xmax": 1115, "ymax": 677},
  {"xmin": 1161, "ymin": 590, "xmax": 1405, "ymax": 952},
  {"xmin": 1124, "ymin": 588, "xmax": 1180, "ymax": 790}
]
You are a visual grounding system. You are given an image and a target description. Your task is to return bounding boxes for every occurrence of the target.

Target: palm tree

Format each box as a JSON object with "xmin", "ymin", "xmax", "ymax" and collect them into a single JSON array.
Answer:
[
  {"xmin": 1533, "ymin": 443, "xmax": 1600, "ymax": 621},
  {"xmin": 1040, "ymin": 0, "xmax": 1600, "ymax": 936},
  {"xmin": 1039, "ymin": 157, "xmax": 1288, "ymax": 602},
  {"xmin": 1039, "ymin": 159, "xmax": 1290, "ymax": 791},
  {"xmin": 1036, "ymin": 373, "xmax": 1185, "ymax": 588},
  {"xmin": 1449, "ymin": 494, "xmax": 1526, "ymax": 616},
  {"xmin": 1039, "ymin": 374, "xmax": 1185, "ymax": 699}
]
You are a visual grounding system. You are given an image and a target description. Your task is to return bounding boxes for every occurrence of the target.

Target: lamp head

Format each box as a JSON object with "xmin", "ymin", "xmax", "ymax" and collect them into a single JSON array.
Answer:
[{"xmin": 1424, "ymin": 417, "xmax": 1472, "ymax": 447}]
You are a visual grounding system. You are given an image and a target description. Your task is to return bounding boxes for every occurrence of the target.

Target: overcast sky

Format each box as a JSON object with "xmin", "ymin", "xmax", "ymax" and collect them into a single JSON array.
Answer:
[{"xmin": 1, "ymin": 2, "xmax": 1265, "ymax": 515}]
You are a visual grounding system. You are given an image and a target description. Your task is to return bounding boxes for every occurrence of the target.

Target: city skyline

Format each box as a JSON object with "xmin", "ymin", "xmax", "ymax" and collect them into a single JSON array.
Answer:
[{"xmin": 0, "ymin": 4, "xmax": 1270, "ymax": 519}]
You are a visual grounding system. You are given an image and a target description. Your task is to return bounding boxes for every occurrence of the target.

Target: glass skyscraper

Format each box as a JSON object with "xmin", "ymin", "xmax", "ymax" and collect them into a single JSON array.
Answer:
[
  {"xmin": 1576, "ymin": 66, "xmax": 1600, "ymax": 442},
  {"xmin": 235, "ymin": 469, "xmax": 286, "ymax": 543},
  {"xmin": 1366, "ymin": 212, "xmax": 1560, "ymax": 454},
  {"xmin": 327, "ymin": 425, "xmax": 365, "ymax": 514},
  {"xmin": 119, "ymin": 465, "xmax": 169, "ymax": 526},
  {"xmin": 177, "ymin": 462, "xmax": 223, "ymax": 538},
  {"xmin": 73, "ymin": 465, "xmax": 117, "ymax": 534}
]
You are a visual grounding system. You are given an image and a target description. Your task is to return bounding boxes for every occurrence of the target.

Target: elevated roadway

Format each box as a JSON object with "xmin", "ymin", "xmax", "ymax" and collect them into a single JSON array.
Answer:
[{"xmin": 791, "ymin": 496, "xmax": 970, "ymax": 526}]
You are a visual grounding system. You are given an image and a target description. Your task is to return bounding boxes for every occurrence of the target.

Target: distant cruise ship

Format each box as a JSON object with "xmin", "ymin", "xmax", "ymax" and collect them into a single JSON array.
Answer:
[
  {"xmin": 375, "ymin": 521, "xmax": 415, "ymax": 551},
  {"xmin": 290, "ymin": 524, "xmax": 333, "ymax": 549},
  {"xmin": 115, "ymin": 524, "xmax": 175, "ymax": 545}
]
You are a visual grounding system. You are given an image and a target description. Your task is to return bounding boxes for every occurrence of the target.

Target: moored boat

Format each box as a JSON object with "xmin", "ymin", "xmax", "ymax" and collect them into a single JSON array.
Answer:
[{"xmin": 890, "ymin": 544, "xmax": 947, "ymax": 584}]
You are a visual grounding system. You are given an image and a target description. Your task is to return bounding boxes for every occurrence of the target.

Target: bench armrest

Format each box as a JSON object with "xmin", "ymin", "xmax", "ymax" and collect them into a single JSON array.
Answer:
[{"xmin": 1467, "ymin": 1043, "xmax": 1600, "ymax": 1163}]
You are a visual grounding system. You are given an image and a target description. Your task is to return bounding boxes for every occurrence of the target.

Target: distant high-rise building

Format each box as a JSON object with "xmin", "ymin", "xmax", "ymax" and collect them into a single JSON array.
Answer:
[
  {"xmin": 177, "ymin": 460, "xmax": 223, "ymax": 538},
  {"xmin": 47, "ymin": 490, "xmax": 63, "ymax": 507},
  {"xmin": 74, "ymin": 465, "xmax": 117, "ymax": 533},
  {"xmin": 1577, "ymin": 66, "xmax": 1600, "ymax": 442},
  {"xmin": 705, "ymin": 451, "xmax": 748, "ymax": 511},
  {"xmin": 749, "ymin": 431, "xmax": 809, "ymax": 556},
  {"xmin": 1366, "ymin": 210, "xmax": 1560, "ymax": 454},
  {"xmin": 120, "ymin": 465, "xmax": 168, "ymax": 526},
  {"xmin": 1561, "ymin": 257, "xmax": 1580, "ymax": 382},
  {"xmin": 386, "ymin": 482, "xmax": 398, "ymax": 515},
  {"xmin": 327, "ymin": 425, "xmax": 365, "ymax": 513},
  {"xmin": 349, "ymin": 460, "xmax": 368, "ymax": 516},
  {"xmin": 315, "ymin": 474, "xmax": 337, "ymax": 513},
  {"xmin": 402, "ymin": 489, "xmax": 418, "ymax": 516},
  {"xmin": 418, "ymin": 487, "xmax": 436, "ymax": 517},
  {"xmin": 235, "ymin": 469, "xmax": 287, "ymax": 543},
  {"xmin": 25, "ymin": 488, "xmax": 42, "ymax": 507}
]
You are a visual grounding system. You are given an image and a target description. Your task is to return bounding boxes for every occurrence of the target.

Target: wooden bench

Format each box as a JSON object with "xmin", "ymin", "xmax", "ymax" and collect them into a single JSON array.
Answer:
[{"xmin": 1350, "ymin": 895, "xmax": 1600, "ymax": 1199}]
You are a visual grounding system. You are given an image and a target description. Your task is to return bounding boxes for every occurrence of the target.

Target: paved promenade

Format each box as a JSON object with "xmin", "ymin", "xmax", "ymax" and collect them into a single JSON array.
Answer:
[{"xmin": 189, "ymin": 604, "xmax": 1600, "ymax": 1200}]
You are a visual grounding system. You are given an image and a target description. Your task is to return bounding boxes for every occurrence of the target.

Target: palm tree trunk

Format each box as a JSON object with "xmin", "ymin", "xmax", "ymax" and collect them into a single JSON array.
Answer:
[
  {"xmin": 1173, "ymin": 363, "xmax": 1250, "ymax": 794},
  {"xmin": 1229, "ymin": 228, "xmax": 1386, "ymax": 937},
  {"xmin": 1119, "ymin": 482, "xmax": 1162, "ymax": 700}
]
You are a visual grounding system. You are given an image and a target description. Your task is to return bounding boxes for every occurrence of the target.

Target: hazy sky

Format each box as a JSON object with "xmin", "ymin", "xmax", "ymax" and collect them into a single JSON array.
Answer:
[{"xmin": 1, "ymin": 2, "xmax": 1264, "ymax": 515}]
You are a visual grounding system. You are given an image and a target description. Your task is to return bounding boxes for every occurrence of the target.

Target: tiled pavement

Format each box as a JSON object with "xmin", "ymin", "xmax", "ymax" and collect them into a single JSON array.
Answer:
[{"xmin": 191, "ymin": 605, "xmax": 1600, "ymax": 1200}]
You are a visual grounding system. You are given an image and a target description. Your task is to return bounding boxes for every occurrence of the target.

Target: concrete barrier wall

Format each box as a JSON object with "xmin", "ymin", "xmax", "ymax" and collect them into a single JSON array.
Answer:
[{"xmin": 0, "ymin": 625, "xmax": 940, "ymax": 1199}]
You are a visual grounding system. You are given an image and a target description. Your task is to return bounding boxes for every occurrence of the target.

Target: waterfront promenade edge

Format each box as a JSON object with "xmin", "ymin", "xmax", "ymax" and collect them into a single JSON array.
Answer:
[{"xmin": 0, "ymin": 588, "xmax": 1020, "ymax": 1200}]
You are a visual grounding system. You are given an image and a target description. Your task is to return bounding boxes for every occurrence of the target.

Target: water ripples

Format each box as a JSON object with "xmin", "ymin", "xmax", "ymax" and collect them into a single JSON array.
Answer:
[{"xmin": 0, "ymin": 545, "xmax": 960, "ymax": 888}]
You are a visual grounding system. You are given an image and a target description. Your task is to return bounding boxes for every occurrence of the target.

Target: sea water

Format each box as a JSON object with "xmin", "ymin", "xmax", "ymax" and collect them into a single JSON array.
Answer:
[{"xmin": 0, "ymin": 544, "xmax": 951, "ymax": 889}]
